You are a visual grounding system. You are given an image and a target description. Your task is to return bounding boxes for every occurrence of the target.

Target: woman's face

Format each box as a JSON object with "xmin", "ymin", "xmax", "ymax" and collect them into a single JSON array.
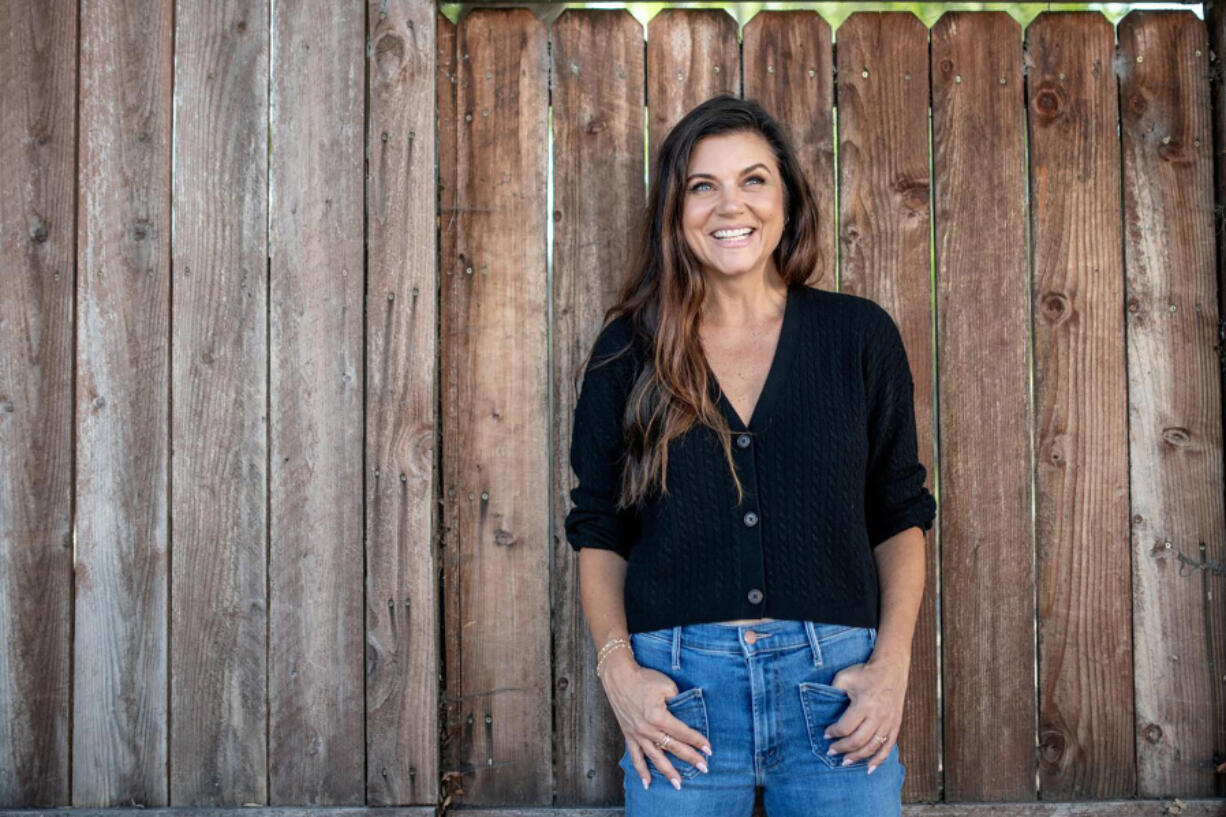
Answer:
[{"xmin": 681, "ymin": 131, "xmax": 786, "ymax": 283}]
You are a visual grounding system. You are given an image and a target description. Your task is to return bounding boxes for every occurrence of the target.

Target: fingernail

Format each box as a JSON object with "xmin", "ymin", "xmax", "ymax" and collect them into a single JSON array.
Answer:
[
  {"xmin": 823, "ymin": 730, "xmax": 831, "ymax": 739},
  {"xmin": 702, "ymin": 744, "xmax": 713, "ymax": 756},
  {"xmin": 867, "ymin": 764, "xmax": 877, "ymax": 775},
  {"xmin": 697, "ymin": 761, "xmax": 708, "ymax": 773},
  {"xmin": 671, "ymin": 777, "xmax": 681, "ymax": 790},
  {"xmin": 841, "ymin": 756, "xmax": 851, "ymax": 766},
  {"xmin": 641, "ymin": 778, "xmax": 649, "ymax": 791},
  {"xmin": 826, "ymin": 747, "xmax": 838, "ymax": 756}
]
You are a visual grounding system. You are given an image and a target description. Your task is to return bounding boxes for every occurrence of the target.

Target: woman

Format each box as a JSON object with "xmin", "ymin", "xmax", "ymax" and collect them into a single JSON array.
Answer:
[{"xmin": 564, "ymin": 94, "xmax": 935, "ymax": 816}]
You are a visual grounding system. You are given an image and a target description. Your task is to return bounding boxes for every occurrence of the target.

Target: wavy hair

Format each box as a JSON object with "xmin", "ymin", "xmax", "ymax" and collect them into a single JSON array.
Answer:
[{"xmin": 573, "ymin": 94, "xmax": 824, "ymax": 510}]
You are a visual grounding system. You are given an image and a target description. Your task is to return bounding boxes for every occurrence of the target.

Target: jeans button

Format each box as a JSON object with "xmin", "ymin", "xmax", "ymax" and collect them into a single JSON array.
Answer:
[{"xmin": 743, "ymin": 511, "xmax": 758, "ymax": 527}]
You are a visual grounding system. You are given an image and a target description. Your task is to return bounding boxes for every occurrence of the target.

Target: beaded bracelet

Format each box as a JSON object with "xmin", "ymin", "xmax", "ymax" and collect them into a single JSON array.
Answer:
[
  {"xmin": 597, "ymin": 636, "xmax": 629, "ymax": 664},
  {"xmin": 596, "ymin": 637, "xmax": 632, "ymax": 678}
]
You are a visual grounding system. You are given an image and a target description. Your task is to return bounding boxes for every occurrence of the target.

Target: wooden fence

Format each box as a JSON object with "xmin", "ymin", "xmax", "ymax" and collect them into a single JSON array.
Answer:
[{"xmin": 1, "ymin": 0, "xmax": 1223, "ymax": 813}]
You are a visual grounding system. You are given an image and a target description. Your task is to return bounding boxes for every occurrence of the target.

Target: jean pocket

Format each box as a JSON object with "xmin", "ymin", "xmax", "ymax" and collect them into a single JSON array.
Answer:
[
  {"xmin": 648, "ymin": 687, "xmax": 709, "ymax": 780},
  {"xmin": 797, "ymin": 682, "xmax": 869, "ymax": 770}
]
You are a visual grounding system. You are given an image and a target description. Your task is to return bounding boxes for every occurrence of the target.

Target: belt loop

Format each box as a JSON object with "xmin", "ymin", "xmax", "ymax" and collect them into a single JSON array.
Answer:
[
  {"xmin": 804, "ymin": 620, "xmax": 823, "ymax": 667},
  {"xmin": 671, "ymin": 626, "xmax": 682, "ymax": 670}
]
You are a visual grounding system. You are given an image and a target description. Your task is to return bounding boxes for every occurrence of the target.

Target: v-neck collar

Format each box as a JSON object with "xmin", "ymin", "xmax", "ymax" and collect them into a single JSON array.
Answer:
[{"xmin": 707, "ymin": 282, "xmax": 802, "ymax": 434}]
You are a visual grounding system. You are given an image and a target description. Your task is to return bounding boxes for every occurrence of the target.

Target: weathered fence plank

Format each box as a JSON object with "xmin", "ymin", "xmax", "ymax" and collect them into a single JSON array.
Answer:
[
  {"xmin": 646, "ymin": 9, "xmax": 739, "ymax": 183},
  {"xmin": 440, "ymin": 8, "xmax": 551, "ymax": 803},
  {"xmin": 550, "ymin": 8, "xmax": 646, "ymax": 806},
  {"xmin": 169, "ymin": 0, "xmax": 270, "ymax": 805},
  {"xmin": 437, "ymin": 10, "xmax": 463, "ymax": 808},
  {"xmin": 73, "ymin": 0, "xmax": 173, "ymax": 806},
  {"xmin": 0, "ymin": 0, "xmax": 76, "ymax": 807},
  {"xmin": 1118, "ymin": 9, "xmax": 1226, "ymax": 798},
  {"xmin": 931, "ymin": 10, "xmax": 1036, "ymax": 801},
  {"xmin": 832, "ymin": 10, "xmax": 940, "ymax": 803},
  {"xmin": 267, "ymin": 0, "xmax": 366, "ymax": 803},
  {"xmin": 364, "ymin": 0, "xmax": 440, "ymax": 806},
  {"xmin": 1024, "ymin": 11, "xmax": 1137, "ymax": 800},
  {"xmin": 742, "ymin": 10, "xmax": 835, "ymax": 291}
]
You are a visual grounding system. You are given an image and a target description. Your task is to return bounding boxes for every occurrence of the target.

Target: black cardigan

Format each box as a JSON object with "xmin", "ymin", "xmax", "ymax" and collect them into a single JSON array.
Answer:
[{"xmin": 564, "ymin": 282, "xmax": 936, "ymax": 634}]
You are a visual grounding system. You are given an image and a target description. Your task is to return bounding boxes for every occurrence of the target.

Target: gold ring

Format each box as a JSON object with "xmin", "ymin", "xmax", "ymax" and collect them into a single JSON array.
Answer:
[
  {"xmin": 874, "ymin": 734, "xmax": 888, "ymax": 745},
  {"xmin": 653, "ymin": 733, "xmax": 673, "ymax": 749}
]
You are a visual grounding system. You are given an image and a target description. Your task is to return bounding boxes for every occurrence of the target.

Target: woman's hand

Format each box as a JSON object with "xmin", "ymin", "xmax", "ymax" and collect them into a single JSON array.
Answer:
[
  {"xmin": 823, "ymin": 653, "xmax": 910, "ymax": 774},
  {"xmin": 600, "ymin": 650, "xmax": 713, "ymax": 791}
]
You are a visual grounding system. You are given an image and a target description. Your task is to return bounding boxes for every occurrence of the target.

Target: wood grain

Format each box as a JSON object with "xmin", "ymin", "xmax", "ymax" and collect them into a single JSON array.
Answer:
[
  {"xmin": 169, "ymin": 1, "xmax": 269, "ymax": 805},
  {"xmin": 833, "ymin": 10, "xmax": 940, "ymax": 803},
  {"xmin": 743, "ymin": 10, "xmax": 834, "ymax": 290},
  {"xmin": 931, "ymin": 10, "xmax": 1036, "ymax": 801},
  {"xmin": 73, "ymin": 0, "xmax": 173, "ymax": 805},
  {"xmin": 1025, "ymin": 11, "xmax": 1136, "ymax": 800},
  {"xmin": 440, "ymin": 8, "xmax": 551, "ymax": 804},
  {"xmin": 267, "ymin": 0, "xmax": 365, "ymax": 803},
  {"xmin": 1118, "ymin": 9, "xmax": 1226, "ymax": 798},
  {"xmin": 364, "ymin": 0, "xmax": 440, "ymax": 806},
  {"xmin": 550, "ymin": 8, "xmax": 645, "ymax": 806},
  {"xmin": 0, "ymin": 0, "xmax": 75, "ymax": 807},
  {"xmin": 437, "ymin": 9, "xmax": 463, "ymax": 809},
  {"xmin": 646, "ymin": 9, "xmax": 739, "ymax": 187}
]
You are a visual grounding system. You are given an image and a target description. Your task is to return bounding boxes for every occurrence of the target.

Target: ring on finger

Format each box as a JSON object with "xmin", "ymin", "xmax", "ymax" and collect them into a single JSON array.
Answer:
[{"xmin": 653, "ymin": 733, "xmax": 673, "ymax": 750}]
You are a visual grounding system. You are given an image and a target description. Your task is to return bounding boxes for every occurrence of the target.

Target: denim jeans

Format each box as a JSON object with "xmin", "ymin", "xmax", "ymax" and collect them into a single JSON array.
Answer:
[{"xmin": 619, "ymin": 619, "xmax": 905, "ymax": 816}]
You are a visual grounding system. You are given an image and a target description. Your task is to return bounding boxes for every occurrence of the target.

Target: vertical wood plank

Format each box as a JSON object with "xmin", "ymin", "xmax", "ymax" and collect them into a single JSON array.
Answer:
[
  {"xmin": 73, "ymin": 0, "xmax": 173, "ymax": 805},
  {"xmin": 1025, "ymin": 11, "xmax": 1136, "ymax": 799},
  {"xmin": 931, "ymin": 10, "xmax": 1036, "ymax": 800},
  {"xmin": 169, "ymin": 2, "xmax": 270, "ymax": 804},
  {"xmin": 1118, "ymin": 10, "xmax": 1226, "ymax": 797},
  {"xmin": 365, "ymin": 0, "xmax": 440, "ymax": 806},
  {"xmin": 743, "ymin": 10, "xmax": 835, "ymax": 290},
  {"xmin": 646, "ymin": 9, "xmax": 740, "ymax": 187},
  {"xmin": 267, "ymin": 0, "xmax": 365, "ymax": 803},
  {"xmin": 550, "ymin": 8, "xmax": 645, "ymax": 805},
  {"xmin": 441, "ymin": 8, "xmax": 551, "ymax": 804},
  {"xmin": 436, "ymin": 9, "xmax": 463, "ymax": 806},
  {"xmin": 833, "ymin": 10, "xmax": 940, "ymax": 803},
  {"xmin": 0, "ymin": 0, "xmax": 76, "ymax": 807}
]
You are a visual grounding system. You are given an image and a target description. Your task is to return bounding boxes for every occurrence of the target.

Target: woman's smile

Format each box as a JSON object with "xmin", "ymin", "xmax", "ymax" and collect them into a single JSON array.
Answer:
[{"xmin": 711, "ymin": 227, "xmax": 756, "ymax": 248}]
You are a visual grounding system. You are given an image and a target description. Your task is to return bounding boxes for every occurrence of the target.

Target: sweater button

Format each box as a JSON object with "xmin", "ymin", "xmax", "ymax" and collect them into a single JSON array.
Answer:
[
  {"xmin": 743, "ymin": 511, "xmax": 759, "ymax": 527},
  {"xmin": 736, "ymin": 433, "xmax": 752, "ymax": 449},
  {"xmin": 747, "ymin": 588, "xmax": 764, "ymax": 604}
]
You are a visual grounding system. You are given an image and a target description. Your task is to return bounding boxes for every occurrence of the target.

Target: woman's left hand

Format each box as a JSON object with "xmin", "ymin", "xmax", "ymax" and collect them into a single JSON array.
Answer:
[{"xmin": 823, "ymin": 654, "xmax": 910, "ymax": 774}]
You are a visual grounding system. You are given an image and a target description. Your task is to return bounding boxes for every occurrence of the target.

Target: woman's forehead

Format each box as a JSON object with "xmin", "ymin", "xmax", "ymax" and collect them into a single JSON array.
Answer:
[{"xmin": 687, "ymin": 133, "xmax": 776, "ymax": 174}]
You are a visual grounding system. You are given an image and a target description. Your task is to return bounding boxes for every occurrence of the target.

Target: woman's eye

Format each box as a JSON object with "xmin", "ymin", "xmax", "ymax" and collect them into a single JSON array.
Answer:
[{"xmin": 689, "ymin": 175, "xmax": 766, "ymax": 193}]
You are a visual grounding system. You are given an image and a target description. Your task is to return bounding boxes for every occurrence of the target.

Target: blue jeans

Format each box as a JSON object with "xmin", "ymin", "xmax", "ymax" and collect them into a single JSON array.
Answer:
[{"xmin": 619, "ymin": 619, "xmax": 905, "ymax": 816}]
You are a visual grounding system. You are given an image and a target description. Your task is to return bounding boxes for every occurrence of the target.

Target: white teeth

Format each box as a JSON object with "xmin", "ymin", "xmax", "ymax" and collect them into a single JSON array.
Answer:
[{"xmin": 714, "ymin": 228, "xmax": 753, "ymax": 238}]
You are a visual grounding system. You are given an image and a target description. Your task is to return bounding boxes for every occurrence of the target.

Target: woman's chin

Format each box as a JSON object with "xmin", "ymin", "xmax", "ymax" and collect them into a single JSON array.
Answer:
[{"xmin": 705, "ymin": 260, "xmax": 766, "ymax": 278}]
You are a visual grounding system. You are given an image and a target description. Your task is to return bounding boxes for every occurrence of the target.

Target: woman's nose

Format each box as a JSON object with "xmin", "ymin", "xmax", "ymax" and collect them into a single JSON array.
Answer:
[{"xmin": 717, "ymin": 190, "xmax": 745, "ymax": 212}]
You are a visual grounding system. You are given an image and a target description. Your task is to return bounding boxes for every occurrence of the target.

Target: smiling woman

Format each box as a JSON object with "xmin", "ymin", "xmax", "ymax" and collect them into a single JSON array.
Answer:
[{"xmin": 567, "ymin": 94, "xmax": 929, "ymax": 814}]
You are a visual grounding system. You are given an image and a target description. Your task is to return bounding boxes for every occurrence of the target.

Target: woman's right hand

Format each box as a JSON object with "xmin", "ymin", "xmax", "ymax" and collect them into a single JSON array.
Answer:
[{"xmin": 599, "ymin": 647, "xmax": 713, "ymax": 790}]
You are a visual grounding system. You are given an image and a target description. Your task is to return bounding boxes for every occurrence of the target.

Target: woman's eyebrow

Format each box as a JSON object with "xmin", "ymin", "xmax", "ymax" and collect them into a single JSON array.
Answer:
[{"xmin": 685, "ymin": 162, "xmax": 770, "ymax": 182}]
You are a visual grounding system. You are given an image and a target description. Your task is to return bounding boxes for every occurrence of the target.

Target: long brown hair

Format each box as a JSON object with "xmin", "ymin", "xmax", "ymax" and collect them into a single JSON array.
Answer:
[{"xmin": 573, "ymin": 94, "xmax": 824, "ymax": 511}]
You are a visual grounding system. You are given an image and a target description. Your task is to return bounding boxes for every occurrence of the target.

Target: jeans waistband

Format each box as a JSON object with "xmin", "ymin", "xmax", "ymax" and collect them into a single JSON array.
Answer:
[{"xmin": 632, "ymin": 619, "xmax": 876, "ymax": 670}]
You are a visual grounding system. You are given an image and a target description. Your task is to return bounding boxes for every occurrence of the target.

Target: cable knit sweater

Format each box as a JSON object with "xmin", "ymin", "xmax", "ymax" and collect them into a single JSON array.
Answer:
[{"xmin": 565, "ymin": 282, "xmax": 936, "ymax": 634}]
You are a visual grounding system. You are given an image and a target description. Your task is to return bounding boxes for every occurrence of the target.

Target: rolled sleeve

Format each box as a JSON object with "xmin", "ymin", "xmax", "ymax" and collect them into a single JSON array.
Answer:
[
  {"xmin": 564, "ymin": 317, "xmax": 641, "ymax": 560},
  {"xmin": 862, "ymin": 304, "xmax": 936, "ymax": 548}
]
